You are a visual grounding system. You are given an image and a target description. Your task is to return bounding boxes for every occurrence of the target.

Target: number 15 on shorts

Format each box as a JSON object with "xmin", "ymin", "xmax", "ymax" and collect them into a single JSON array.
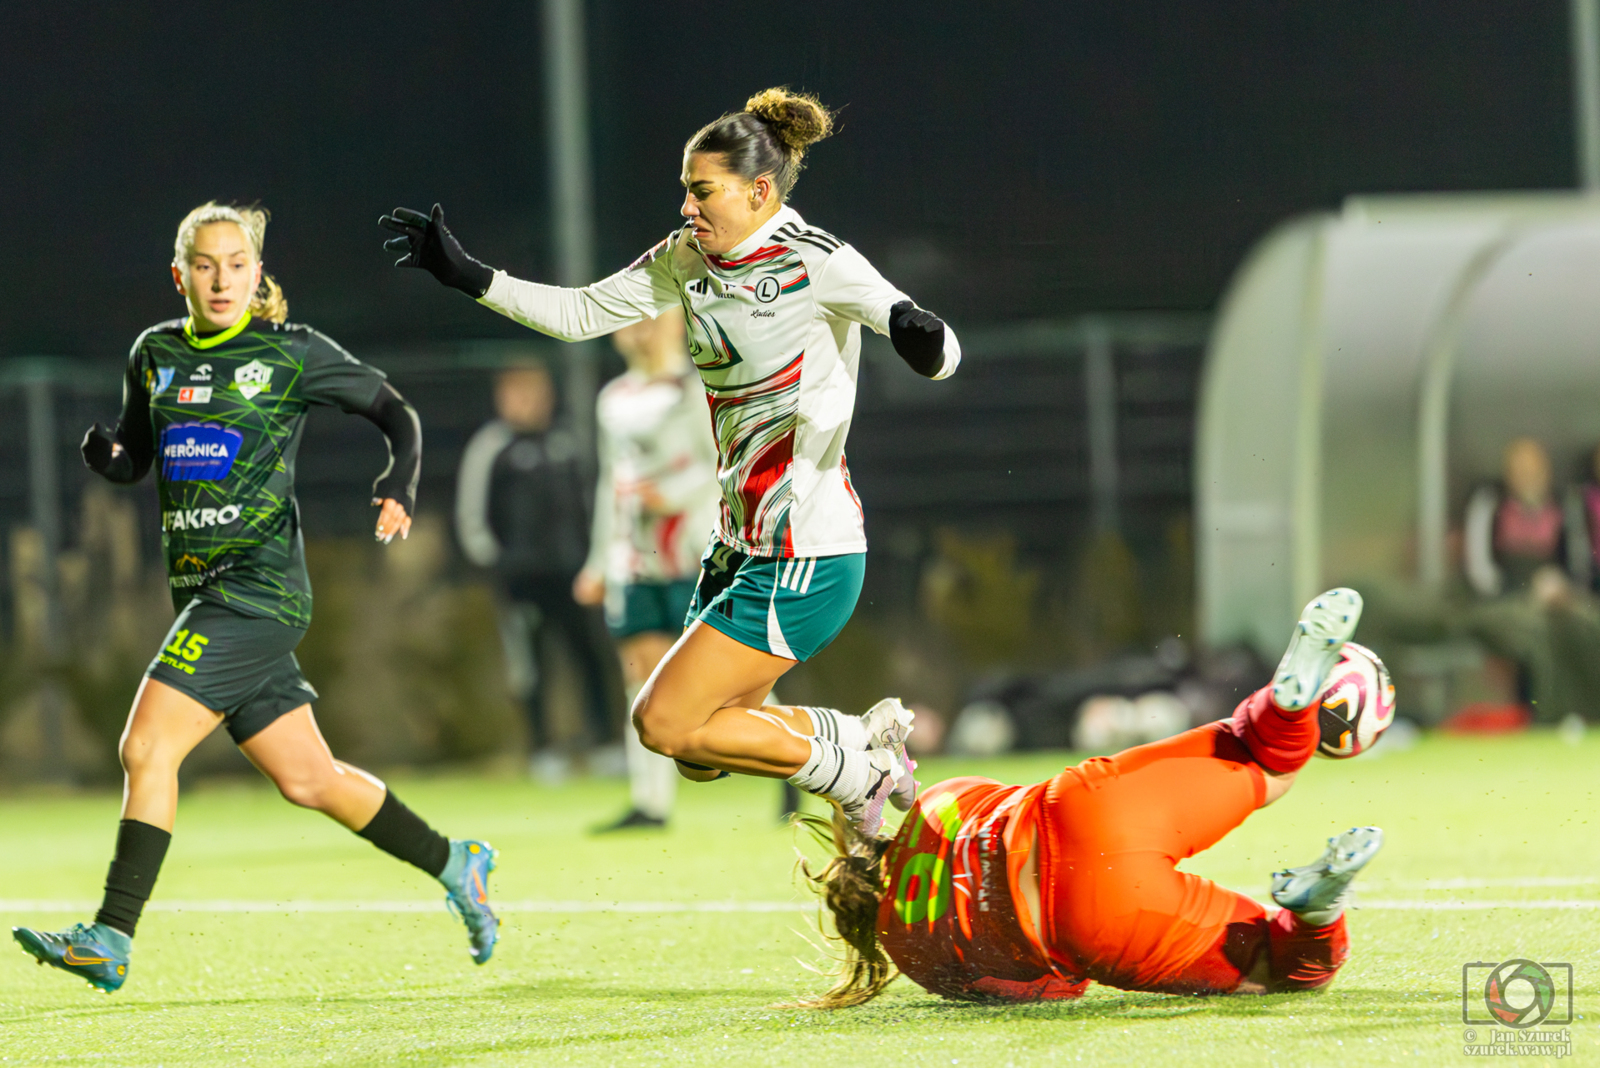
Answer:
[{"xmin": 159, "ymin": 628, "xmax": 209, "ymax": 674}]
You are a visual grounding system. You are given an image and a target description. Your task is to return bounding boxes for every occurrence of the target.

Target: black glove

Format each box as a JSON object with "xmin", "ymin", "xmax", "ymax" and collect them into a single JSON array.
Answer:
[
  {"xmin": 380, "ymin": 203, "xmax": 495, "ymax": 298},
  {"xmin": 888, "ymin": 299, "xmax": 947, "ymax": 379},
  {"xmin": 82, "ymin": 422, "xmax": 133, "ymax": 481}
]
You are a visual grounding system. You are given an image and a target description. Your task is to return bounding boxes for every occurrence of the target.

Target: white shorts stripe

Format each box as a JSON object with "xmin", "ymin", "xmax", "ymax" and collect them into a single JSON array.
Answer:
[
  {"xmin": 780, "ymin": 559, "xmax": 797, "ymax": 589},
  {"xmin": 799, "ymin": 557, "xmax": 818, "ymax": 594},
  {"xmin": 766, "ymin": 566, "xmax": 795, "ymax": 658}
]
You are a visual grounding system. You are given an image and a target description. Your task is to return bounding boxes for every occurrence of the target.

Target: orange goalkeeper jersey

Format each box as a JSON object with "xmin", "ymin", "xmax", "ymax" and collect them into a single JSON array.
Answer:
[{"xmin": 876, "ymin": 777, "xmax": 1088, "ymax": 1001}]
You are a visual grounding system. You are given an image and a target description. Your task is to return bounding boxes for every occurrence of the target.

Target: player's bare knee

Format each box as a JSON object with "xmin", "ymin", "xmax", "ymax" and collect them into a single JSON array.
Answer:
[
  {"xmin": 273, "ymin": 772, "xmax": 331, "ymax": 811},
  {"xmin": 632, "ymin": 704, "xmax": 686, "ymax": 758},
  {"xmin": 118, "ymin": 731, "xmax": 169, "ymax": 777}
]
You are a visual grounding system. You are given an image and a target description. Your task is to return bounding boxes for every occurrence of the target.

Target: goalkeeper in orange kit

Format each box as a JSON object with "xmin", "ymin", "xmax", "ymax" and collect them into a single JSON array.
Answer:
[{"xmin": 794, "ymin": 588, "xmax": 1388, "ymax": 1006}]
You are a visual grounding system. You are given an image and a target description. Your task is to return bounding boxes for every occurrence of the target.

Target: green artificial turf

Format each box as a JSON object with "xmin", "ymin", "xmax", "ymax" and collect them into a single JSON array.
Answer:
[{"xmin": 3, "ymin": 731, "xmax": 1599, "ymax": 1066}]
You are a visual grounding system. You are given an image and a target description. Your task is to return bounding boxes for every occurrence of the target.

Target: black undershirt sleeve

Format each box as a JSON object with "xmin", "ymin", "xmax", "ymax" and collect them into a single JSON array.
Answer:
[
  {"xmin": 83, "ymin": 349, "xmax": 154, "ymax": 483},
  {"xmin": 359, "ymin": 382, "xmax": 422, "ymax": 517}
]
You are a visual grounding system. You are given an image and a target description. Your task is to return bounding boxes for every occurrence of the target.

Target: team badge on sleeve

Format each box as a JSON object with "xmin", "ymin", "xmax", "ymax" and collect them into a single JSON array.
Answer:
[
  {"xmin": 160, "ymin": 422, "xmax": 244, "ymax": 481},
  {"xmin": 149, "ymin": 367, "xmax": 176, "ymax": 395}
]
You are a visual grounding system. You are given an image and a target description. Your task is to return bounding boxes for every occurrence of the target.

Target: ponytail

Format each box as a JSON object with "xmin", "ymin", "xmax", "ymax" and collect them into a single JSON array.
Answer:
[
  {"xmin": 783, "ymin": 808, "xmax": 896, "ymax": 1009},
  {"xmin": 173, "ymin": 201, "xmax": 289, "ymax": 323}
]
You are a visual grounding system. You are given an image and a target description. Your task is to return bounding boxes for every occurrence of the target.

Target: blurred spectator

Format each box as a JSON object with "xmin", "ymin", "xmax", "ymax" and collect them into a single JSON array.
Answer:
[
  {"xmin": 1569, "ymin": 441, "xmax": 1600, "ymax": 591},
  {"xmin": 1463, "ymin": 437, "xmax": 1586, "ymax": 596},
  {"xmin": 1458, "ymin": 438, "xmax": 1600, "ymax": 722},
  {"xmin": 574, "ymin": 310, "xmax": 720, "ymax": 829},
  {"xmin": 455, "ymin": 358, "xmax": 622, "ymax": 778}
]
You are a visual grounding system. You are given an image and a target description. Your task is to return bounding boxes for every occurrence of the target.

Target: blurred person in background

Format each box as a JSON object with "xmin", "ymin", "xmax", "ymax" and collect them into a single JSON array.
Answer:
[
  {"xmin": 12, "ymin": 203, "xmax": 498, "ymax": 994},
  {"xmin": 1460, "ymin": 436, "xmax": 1600, "ymax": 722},
  {"xmin": 1463, "ymin": 437, "xmax": 1585, "ymax": 596},
  {"xmin": 455, "ymin": 357, "xmax": 622, "ymax": 780},
  {"xmin": 575, "ymin": 309, "xmax": 721, "ymax": 830},
  {"xmin": 383, "ymin": 87, "xmax": 960, "ymax": 836},
  {"xmin": 1570, "ymin": 441, "xmax": 1600, "ymax": 592}
]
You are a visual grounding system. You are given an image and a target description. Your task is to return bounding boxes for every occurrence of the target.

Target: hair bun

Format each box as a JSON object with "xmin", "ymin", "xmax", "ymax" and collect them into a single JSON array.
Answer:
[{"xmin": 744, "ymin": 87, "xmax": 833, "ymax": 152}]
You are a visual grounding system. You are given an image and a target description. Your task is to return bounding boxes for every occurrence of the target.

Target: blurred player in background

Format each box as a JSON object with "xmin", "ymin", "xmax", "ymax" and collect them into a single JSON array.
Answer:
[
  {"xmin": 383, "ymin": 88, "xmax": 960, "ymax": 837},
  {"xmin": 794, "ymin": 589, "xmax": 1385, "ymax": 1007},
  {"xmin": 11, "ymin": 203, "xmax": 498, "ymax": 994},
  {"xmin": 575, "ymin": 309, "xmax": 720, "ymax": 829},
  {"xmin": 455, "ymin": 358, "xmax": 622, "ymax": 780}
]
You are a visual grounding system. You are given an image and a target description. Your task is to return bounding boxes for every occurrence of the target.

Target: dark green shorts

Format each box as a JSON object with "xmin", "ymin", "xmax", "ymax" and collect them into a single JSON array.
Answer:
[
  {"xmin": 607, "ymin": 579, "xmax": 699, "ymax": 639},
  {"xmin": 146, "ymin": 598, "xmax": 318, "ymax": 744}
]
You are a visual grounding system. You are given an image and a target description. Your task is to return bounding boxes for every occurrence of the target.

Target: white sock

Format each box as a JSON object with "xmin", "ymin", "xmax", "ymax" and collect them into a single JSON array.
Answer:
[
  {"xmin": 802, "ymin": 706, "xmax": 870, "ymax": 750},
  {"xmin": 788, "ymin": 736, "xmax": 871, "ymax": 804},
  {"xmin": 624, "ymin": 685, "xmax": 676, "ymax": 820}
]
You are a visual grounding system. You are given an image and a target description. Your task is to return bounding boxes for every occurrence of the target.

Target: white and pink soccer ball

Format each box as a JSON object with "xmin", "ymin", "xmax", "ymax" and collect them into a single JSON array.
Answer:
[{"xmin": 1314, "ymin": 642, "xmax": 1396, "ymax": 759}]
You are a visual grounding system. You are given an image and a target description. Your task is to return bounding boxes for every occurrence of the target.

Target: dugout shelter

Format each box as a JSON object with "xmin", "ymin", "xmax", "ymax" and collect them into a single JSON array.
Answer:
[{"xmin": 1197, "ymin": 192, "xmax": 1600, "ymax": 662}]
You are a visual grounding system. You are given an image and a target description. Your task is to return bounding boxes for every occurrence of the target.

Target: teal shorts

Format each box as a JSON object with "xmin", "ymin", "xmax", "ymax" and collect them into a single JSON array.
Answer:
[
  {"xmin": 684, "ymin": 539, "xmax": 865, "ymax": 661},
  {"xmin": 146, "ymin": 599, "xmax": 319, "ymax": 744},
  {"xmin": 608, "ymin": 578, "xmax": 699, "ymax": 639}
]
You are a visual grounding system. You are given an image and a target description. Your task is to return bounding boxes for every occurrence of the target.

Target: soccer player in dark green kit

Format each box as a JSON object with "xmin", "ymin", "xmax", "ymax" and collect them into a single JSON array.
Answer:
[{"xmin": 11, "ymin": 202, "xmax": 500, "ymax": 992}]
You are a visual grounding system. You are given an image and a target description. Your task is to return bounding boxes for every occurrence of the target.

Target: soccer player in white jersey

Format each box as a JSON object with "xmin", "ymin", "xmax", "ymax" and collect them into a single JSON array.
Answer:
[
  {"xmin": 575, "ymin": 309, "xmax": 721, "ymax": 830},
  {"xmin": 381, "ymin": 88, "xmax": 961, "ymax": 835}
]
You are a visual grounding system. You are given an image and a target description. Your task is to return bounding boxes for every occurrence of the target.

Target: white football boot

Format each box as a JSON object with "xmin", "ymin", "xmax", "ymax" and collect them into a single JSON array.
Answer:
[
  {"xmin": 1271, "ymin": 587, "xmax": 1364, "ymax": 711},
  {"xmin": 860, "ymin": 698, "xmax": 919, "ymax": 811},
  {"xmin": 838, "ymin": 748, "xmax": 904, "ymax": 839},
  {"xmin": 1270, "ymin": 826, "xmax": 1384, "ymax": 926}
]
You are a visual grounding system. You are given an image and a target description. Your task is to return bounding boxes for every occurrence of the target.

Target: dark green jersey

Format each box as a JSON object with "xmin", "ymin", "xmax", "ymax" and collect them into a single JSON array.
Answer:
[{"xmin": 119, "ymin": 316, "xmax": 389, "ymax": 628}]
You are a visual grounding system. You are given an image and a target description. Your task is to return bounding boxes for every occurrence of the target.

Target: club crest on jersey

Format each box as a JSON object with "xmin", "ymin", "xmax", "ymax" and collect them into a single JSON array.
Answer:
[
  {"xmin": 148, "ymin": 367, "xmax": 176, "ymax": 395},
  {"xmin": 754, "ymin": 276, "xmax": 780, "ymax": 303},
  {"xmin": 233, "ymin": 359, "xmax": 272, "ymax": 400},
  {"xmin": 159, "ymin": 422, "xmax": 243, "ymax": 481}
]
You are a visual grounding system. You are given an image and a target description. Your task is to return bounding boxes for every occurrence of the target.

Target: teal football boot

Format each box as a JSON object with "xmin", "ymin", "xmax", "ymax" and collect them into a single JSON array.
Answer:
[
  {"xmin": 12, "ymin": 922, "xmax": 131, "ymax": 992},
  {"xmin": 1271, "ymin": 826, "xmax": 1385, "ymax": 925},
  {"xmin": 1271, "ymin": 588, "xmax": 1363, "ymax": 711},
  {"xmin": 440, "ymin": 839, "xmax": 499, "ymax": 964}
]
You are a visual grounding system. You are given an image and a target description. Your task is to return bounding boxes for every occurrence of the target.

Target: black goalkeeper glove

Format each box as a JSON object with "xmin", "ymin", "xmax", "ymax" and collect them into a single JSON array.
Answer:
[
  {"xmin": 82, "ymin": 422, "xmax": 133, "ymax": 481},
  {"xmin": 380, "ymin": 203, "xmax": 496, "ymax": 298},
  {"xmin": 888, "ymin": 299, "xmax": 947, "ymax": 379}
]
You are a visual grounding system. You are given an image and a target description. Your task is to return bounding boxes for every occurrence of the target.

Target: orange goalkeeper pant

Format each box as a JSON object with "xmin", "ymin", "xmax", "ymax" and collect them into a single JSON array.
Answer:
[{"xmin": 1035, "ymin": 692, "xmax": 1349, "ymax": 994}]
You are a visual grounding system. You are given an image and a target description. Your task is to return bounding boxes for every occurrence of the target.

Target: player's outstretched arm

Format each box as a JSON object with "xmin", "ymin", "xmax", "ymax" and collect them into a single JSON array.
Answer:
[
  {"xmin": 359, "ymin": 381, "xmax": 421, "ymax": 543},
  {"xmin": 380, "ymin": 203, "xmax": 495, "ymax": 298},
  {"xmin": 82, "ymin": 366, "xmax": 154, "ymax": 483}
]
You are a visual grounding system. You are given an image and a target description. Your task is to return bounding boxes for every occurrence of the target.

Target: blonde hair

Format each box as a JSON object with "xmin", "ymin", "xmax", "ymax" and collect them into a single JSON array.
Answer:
[
  {"xmin": 172, "ymin": 201, "xmax": 288, "ymax": 323},
  {"xmin": 782, "ymin": 808, "xmax": 896, "ymax": 1009}
]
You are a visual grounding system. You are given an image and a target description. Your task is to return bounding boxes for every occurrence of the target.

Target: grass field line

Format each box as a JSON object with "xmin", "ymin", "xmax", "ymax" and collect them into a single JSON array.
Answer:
[
  {"xmin": 0, "ymin": 898, "xmax": 815, "ymax": 914},
  {"xmin": 8, "ymin": 896, "xmax": 1600, "ymax": 914}
]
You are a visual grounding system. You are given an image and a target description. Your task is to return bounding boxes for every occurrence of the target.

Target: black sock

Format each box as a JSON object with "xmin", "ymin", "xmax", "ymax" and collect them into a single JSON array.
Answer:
[
  {"xmin": 357, "ymin": 790, "xmax": 451, "ymax": 878},
  {"xmin": 94, "ymin": 819, "xmax": 172, "ymax": 938}
]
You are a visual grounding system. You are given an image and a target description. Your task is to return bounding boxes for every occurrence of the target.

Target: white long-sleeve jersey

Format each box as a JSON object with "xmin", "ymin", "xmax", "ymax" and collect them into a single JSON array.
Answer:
[
  {"xmin": 586, "ymin": 365, "xmax": 721, "ymax": 584},
  {"xmin": 478, "ymin": 205, "xmax": 960, "ymax": 558}
]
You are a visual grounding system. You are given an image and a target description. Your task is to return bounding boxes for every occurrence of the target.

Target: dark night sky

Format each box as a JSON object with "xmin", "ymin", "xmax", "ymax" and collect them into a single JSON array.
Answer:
[{"xmin": 0, "ymin": 1, "xmax": 1577, "ymax": 363}]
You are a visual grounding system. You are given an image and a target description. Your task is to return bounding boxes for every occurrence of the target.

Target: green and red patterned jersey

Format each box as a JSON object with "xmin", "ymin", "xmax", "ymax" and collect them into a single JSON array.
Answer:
[
  {"xmin": 877, "ymin": 777, "xmax": 1088, "ymax": 1002},
  {"xmin": 475, "ymin": 205, "xmax": 962, "ymax": 559},
  {"xmin": 114, "ymin": 315, "xmax": 390, "ymax": 628}
]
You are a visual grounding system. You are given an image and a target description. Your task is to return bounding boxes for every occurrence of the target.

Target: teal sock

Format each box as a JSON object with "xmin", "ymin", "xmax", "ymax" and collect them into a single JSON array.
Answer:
[
  {"xmin": 437, "ymin": 840, "xmax": 466, "ymax": 888},
  {"xmin": 89, "ymin": 922, "xmax": 131, "ymax": 956}
]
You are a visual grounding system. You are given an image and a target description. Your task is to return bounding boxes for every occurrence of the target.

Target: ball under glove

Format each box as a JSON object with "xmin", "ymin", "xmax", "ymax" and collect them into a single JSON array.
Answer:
[
  {"xmin": 380, "ymin": 204, "xmax": 495, "ymax": 298},
  {"xmin": 888, "ymin": 299, "xmax": 947, "ymax": 379}
]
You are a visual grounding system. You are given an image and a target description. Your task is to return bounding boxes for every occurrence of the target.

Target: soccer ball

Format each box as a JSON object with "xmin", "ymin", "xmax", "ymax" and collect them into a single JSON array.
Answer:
[{"xmin": 1314, "ymin": 642, "xmax": 1396, "ymax": 759}]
